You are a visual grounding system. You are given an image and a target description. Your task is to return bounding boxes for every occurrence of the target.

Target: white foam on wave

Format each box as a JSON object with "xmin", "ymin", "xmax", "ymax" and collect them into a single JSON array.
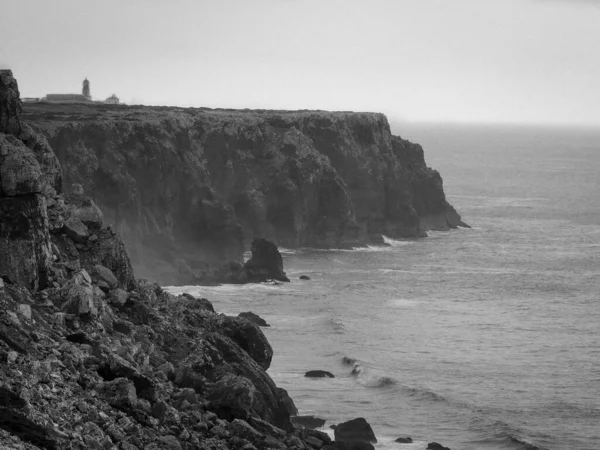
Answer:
[
  {"xmin": 164, "ymin": 281, "xmax": 287, "ymax": 297},
  {"xmin": 382, "ymin": 235, "xmax": 417, "ymax": 246},
  {"xmin": 376, "ymin": 436, "xmax": 429, "ymax": 449}
]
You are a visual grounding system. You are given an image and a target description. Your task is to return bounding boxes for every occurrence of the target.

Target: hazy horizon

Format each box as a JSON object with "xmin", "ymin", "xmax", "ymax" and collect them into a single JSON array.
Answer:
[{"xmin": 2, "ymin": 0, "xmax": 599, "ymax": 127}]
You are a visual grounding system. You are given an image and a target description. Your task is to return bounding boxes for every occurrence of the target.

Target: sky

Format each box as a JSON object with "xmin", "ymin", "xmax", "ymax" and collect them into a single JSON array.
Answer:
[{"xmin": 1, "ymin": 0, "xmax": 599, "ymax": 125}]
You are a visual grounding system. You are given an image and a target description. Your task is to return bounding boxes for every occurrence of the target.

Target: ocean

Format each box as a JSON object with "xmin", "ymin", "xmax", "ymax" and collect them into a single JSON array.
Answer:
[{"xmin": 167, "ymin": 124, "xmax": 600, "ymax": 450}]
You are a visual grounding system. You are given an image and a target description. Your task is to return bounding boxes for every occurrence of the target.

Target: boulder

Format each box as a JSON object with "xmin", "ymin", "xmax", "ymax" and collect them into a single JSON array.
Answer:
[
  {"xmin": 427, "ymin": 443, "xmax": 452, "ymax": 450},
  {"xmin": 208, "ymin": 374, "xmax": 256, "ymax": 422},
  {"xmin": 90, "ymin": 264, "xmax": 118, "ymax": 290},
  {"xmin": 299, "ymin": 275, "xmax": 311, "ymax": 280},
  {"xmin": 238, "ymin": 311, "xmax": 270, "ymax": 327},
  {"xmin": 305, "ymin": 370, "xmax": 334, "ymax": 378},
  {"xmin": 68, "ymin": 197, "xmax": 103, "ymax": 230},
  {"xmin": 63, "ymin": 217, "xmax": 88, "ymax": 243},
  {"xmin": 243, "ymin": 238, "xmax": 290, "ymax": 283},
  {"xmin": 109, "ymin": 288, "xmax": 129, "ymax": 307},
  {"xmin": 395, "ymin": 437, "xmax": 413, "ymax": 443},
  {"xmin": 219, "ymin": 315, "xmax": 273, "ymax": 370},
  {"xmin": 334, "ymin": 418, "xmax": 377, "ymax": 447},
  {"xmin": 98, "ymin": 377, "xmax": 138, "ymax": 412},
  {"xmin": 59, "ymin": 269, "xmax": 97, "ymax": 317}
]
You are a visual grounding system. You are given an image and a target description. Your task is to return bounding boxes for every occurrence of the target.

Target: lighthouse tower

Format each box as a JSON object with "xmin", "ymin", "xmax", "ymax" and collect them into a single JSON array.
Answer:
[{"xmin": 82, "ymin": 78, "xmax": 91, "ymax": 100}]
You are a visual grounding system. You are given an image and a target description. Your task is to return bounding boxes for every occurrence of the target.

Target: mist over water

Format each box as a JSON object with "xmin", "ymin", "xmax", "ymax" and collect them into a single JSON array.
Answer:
[{"xmin": 167, "ymin": 124, "xmax": 600, "ymax": 450}]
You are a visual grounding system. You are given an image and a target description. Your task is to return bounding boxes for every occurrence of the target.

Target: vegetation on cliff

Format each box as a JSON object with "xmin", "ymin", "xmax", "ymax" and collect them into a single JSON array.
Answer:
[{"xmin": 22, "ymin": 102, "xmax": 467, "ymax": 285}]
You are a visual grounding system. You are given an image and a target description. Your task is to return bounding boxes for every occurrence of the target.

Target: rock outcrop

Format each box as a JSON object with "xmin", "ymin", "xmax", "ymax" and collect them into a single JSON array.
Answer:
[{"xmin": 22, "ymin": 102, "xmax": 467, "ymax": 285}]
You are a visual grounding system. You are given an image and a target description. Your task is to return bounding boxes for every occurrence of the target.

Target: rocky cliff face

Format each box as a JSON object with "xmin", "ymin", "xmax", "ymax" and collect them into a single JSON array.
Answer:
[
  {"xmin": 0, "ymin": 70, "xmax": 317, "ymax": 450},
  {"xmin": 22, "ymin": 101, "xmax": 466, "ymax": 286}
]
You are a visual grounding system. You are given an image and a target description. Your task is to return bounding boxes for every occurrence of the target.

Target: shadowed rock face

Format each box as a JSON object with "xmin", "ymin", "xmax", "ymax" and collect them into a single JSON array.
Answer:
[{"xmin": 22, "ymin": 98, "xmax": 466, "ymax": 286}]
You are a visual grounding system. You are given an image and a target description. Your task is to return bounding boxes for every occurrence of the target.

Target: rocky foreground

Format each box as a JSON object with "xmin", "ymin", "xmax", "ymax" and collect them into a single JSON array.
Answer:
[{"xmin": 22, "ymin": 98, "xmax": 467, "ymax": 285}]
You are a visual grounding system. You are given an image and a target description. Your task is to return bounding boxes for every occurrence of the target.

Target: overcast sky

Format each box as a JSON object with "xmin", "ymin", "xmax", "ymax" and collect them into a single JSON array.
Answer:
[{"xmin": 1, "ymin": 0, "xmax": 599, "ymax": 125}]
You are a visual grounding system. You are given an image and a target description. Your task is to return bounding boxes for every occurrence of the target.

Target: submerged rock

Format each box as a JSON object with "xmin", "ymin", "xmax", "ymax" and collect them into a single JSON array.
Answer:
[
  {"xmin": 395, "ymin": 436, "xmax": 413, "ymax": 443},
  {"xmin": 305, "ymin": 370, "xmax": 335, "ymax": 378},
  {"xmin": 427, "ymin": 443, "xmax": 452, "ymax": 450}
]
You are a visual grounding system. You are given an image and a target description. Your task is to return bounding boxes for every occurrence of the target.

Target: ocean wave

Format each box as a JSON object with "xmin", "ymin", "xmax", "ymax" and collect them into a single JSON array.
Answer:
[
  {"xmin": 348, "ymin": 362, "xmax": 398, "ymax": 388},
  {"xmin": 466, "ymin": 415, "xmax": 551, "ymax": 450}
]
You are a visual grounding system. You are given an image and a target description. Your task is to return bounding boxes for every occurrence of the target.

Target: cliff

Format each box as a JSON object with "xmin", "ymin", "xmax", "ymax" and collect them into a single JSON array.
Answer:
[
  {"xmin": 0, "ymin": 70, "xmax": 313, "ymax": 450},
  {"xmin": 21, "ymin": 102, "xmax": 467, "ymax": 285}
]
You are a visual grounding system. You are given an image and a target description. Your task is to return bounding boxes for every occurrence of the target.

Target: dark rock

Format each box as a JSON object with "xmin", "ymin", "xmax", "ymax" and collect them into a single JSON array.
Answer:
[
  {"xmin": 65, "ymin": 331, "xmax": 93, "ymax": 345},
  {"xmin": 334, "ymin": 418, "xmax": 377, "ymax": 445},
  {"xmin": 207, "ymin": 374, "xmax": 255, "ymax": 422},
  {"xmin": 238, "ymin": 311, "xmax": 270, "ymax": 327},
  {"xmin": 98, "ymin": 377, "xmax": 138, "ymax": 412},
  {"xmin": 276, "ymin": 387, "xmax": 298, "ymax": 417},
  {"xmin": 299, "ymin": 275, "xmax": 311, "ymax": 280},
  {"xmin": 427, "ymin": 443, "xmax": 452, "ymax": 450},
  {"xmin": 243, "ymin": 238, "xmax": 290, "ymax": 283},
  {"xmin": 395, "ymin": 437, "xmax": 413, "ymax": 443},
  {"xmin": 112, "ymin": 319, "xmax": 133, "ymax": 335},
  {"xmin": 292, "ymin": 415, "xmax": 326, "ymax": 429},
  {"xmin": 219, "ymin": 315, "xmax": 273, "ymax": 370},
  {"xmin": 305, "ymin": 370, "xmax": 335, "ymax": 378}
]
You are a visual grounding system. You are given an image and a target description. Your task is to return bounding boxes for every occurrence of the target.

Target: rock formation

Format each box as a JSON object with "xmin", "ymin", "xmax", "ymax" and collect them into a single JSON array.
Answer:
[{"xmin": 21, "ymin": 102, "xmax": 468, "ymax": 285}]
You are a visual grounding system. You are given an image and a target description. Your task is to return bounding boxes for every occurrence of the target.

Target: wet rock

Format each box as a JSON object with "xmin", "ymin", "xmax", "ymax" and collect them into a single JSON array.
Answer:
[
  {"xmin": 334, "ymin": 418, "xmax": 377, "ymax": 447},
  {"xmin": 276, "ymin": 387, "xmax": 298, "ymax": 417},
  {"xmin": 292, "ymin": 415, "xmax": 326, "ymax": 429},
  {"xmin": 238, "ymin": 311, "xmax": 270, "ymax": 327},
  {"xmin": 299, "ymin": 275, "xmax": 311, "ymax": 280},
  {"xmin": 243, "ymin": 239, "xmax": 290, "ymax": 283},
  {"xmin": 395, "ymin": 437, "xmax": 413, "ymax": 443},
  {"xmin": 305, "ymin": 370, "xmax": 334, "ymax": 378},
  {"xmin": 427, "ymin": 443, "xmax": 452, "ymax": 450},
  {"xmin": 63, "ymin": 217, "xmax": 88, "ymax": 243}
]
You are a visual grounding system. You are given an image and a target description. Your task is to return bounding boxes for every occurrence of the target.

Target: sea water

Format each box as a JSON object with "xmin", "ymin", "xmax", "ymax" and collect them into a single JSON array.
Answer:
[{"xmin": 167, "ymin": 124, "xmax": 600, "ymax": 450}]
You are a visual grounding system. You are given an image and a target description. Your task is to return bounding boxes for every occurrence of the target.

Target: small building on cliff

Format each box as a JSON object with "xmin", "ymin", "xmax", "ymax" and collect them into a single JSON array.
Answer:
[
  {"xmin": 43, "ymin": 78, "xmax": 93, "ymax": 103},
  {"xmin": 105, "ymin": 94, "xmax": 119, "ymax": 104}
]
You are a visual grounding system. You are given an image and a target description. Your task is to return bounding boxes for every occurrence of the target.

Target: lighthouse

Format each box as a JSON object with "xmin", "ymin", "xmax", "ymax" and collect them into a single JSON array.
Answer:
[{"xmin": 82, "ymin": 78, "xmax": 91, "ymax": 100}]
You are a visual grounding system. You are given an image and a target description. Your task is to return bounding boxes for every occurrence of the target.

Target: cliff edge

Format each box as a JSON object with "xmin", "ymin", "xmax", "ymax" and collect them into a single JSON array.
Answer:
[{"xmin": 22, "ymin": 102, "xmax": 467, "ymax": 285}]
